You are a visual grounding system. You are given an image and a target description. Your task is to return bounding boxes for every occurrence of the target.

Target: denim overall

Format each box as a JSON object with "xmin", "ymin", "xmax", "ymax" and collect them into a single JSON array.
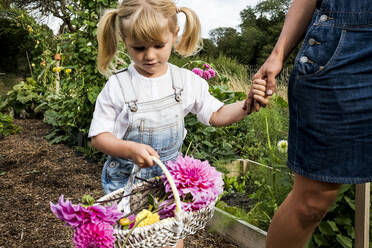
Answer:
[
  {"xmin": 101, "ymin": 66, "xmax": 184, "ymax": 197},
  {"xmin": 287, "ymin": 0, "xmax": 372, "ymax": 183}
]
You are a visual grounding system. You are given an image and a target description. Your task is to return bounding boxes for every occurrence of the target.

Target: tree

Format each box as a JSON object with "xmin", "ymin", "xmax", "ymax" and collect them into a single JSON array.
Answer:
[
  {"xmin": 10, "ymin": 0, "xmax": 77, "ymax": 33},
  {"xmin": 199, "ymin": 38, "xmax": 218, "ymax": 58},
  {"xmin": 207, "ymin": 0, "xmax": 291, "ymax": 66},
  {"xmin": 0, "ymin": 0, "xmax": 12, "ymax": 9}
]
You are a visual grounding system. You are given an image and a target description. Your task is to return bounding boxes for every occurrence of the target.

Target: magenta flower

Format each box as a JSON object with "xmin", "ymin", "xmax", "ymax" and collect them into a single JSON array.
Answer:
[
  {"xmin": 192, "ymin": 68, "xmax": 203, "ymax": 78},
  {"xmin": 73, "ymin": 222, "xmax": 115, "ymax": 248},
  {"xmin": 50, "ymin": 195, "xmax": 123, "ymax": 228},
  {"xmin": 50, "ymin": 195, "xmax": 84, "ymax": 228},
  {"xmin": 160, "ymin": 155, "xmax": 224, "ymax": 217},
  {"xmin": 203, "ymin": 64, "xmax": 211, "ymax": 69},
  {"xmin": 203, "ymin": 70, "xmax": 211, "ymax": 80},
  {"xmin": 127, "ymin": 214, "xmax": 136, "ymax": 229},
  {"xmin": 207, "ymin": 69, "xmax": 216, "ymax": 78},
  {"xmin": 192, "ymin": 65, "xmax": 215, "ymax": 80}
]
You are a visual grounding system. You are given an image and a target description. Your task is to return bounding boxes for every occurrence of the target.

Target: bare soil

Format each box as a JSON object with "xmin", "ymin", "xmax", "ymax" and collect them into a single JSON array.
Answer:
[{"xmin": 0, "ymin": 118, "xmax": 238, "ymax": 248}]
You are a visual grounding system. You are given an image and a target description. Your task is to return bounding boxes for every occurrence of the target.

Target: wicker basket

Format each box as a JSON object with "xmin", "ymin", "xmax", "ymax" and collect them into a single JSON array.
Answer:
[{"xmin": 97, "ymin": 156, "xmax": 217, "ymax": 248}]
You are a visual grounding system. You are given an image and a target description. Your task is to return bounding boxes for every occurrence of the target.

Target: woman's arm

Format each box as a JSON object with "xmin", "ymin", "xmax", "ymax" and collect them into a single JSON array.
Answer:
[
  {"xmin": 255, "ymin": 0, "xmax": 318, "ymax": 95},
  {"xmin": 91, "ymin": 132, "xmax": 159, "ymax": 167},
  {"xmin": 271, "ymin": 0, "xmax": 318, "ymax": 63}
]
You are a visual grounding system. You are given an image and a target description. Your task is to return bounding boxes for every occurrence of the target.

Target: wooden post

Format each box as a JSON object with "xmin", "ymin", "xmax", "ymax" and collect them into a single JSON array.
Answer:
[{"xmin": 355, "ymin": 183, "xmax": 370, "ymax": 248}]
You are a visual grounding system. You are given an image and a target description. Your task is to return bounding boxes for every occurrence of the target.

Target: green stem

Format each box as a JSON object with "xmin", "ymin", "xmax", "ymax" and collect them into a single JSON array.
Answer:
[{"xmin": 265, "ymin": 115, "xmax": 272, "ymax": 151}]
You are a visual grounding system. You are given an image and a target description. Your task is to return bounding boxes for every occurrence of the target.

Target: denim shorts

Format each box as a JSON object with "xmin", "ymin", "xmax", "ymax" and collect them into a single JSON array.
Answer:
[{"xmin": 287, "ymin": 8, "xmax": 372, "ymax": 183}]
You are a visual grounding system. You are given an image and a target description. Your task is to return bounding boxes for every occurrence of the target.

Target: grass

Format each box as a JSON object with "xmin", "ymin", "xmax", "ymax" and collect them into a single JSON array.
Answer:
[{"xmin": 223, "ymin": 65, "xmax": 290, "ymax": 102}]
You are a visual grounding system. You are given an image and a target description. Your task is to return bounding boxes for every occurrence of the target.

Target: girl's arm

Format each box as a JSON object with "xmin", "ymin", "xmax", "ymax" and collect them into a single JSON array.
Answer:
[
  {"xmin": 91, "ymin": 132, "xmax": 159, "ymax": 167},
  {"xmin": 254, "ymin": 0, "xmax": 317, "ymax": 95},
  {"xmin": 209, "ymin": 79, "xmax": 267, "ymax": 127}
]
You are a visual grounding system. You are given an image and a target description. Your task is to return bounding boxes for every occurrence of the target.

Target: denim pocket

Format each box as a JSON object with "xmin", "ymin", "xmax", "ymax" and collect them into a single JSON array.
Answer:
[
  {"xmin": 105, "ymin": 158, "xmax": 133, "ymax": 182},
  {"xmin": 296, "ymin": 26, "xmax": 347, "ymax": 79}
]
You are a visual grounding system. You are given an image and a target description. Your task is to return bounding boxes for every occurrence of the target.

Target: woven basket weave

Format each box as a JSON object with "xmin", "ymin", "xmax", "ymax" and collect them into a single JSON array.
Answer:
[{"xmin": 97, "ymin": 156, "xmax": 216, "ymax": 248}]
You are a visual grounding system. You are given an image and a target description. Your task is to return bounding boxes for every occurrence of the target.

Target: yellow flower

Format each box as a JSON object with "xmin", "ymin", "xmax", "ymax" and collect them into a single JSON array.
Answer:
[
  {"xmin": 135, "ymin": 209, "xmax": 160, "ymax": 227},
  {"xmin": 31, "ymin": 63, "xmax": 35, "ymax": 67},
  {"xmin": 119, "ymin": 217, "xmax": 131, "ymax": 226},
  {"xmin": 53, "ymin": 67, "xmax": 62, "ymax": 73},
  {"xmin": 65, "ymin": 68, "xmax": 72, "ymax": 74},
  {"xmin": 27, "ymin": 25, "xmax": 33, "ymax": 33}
]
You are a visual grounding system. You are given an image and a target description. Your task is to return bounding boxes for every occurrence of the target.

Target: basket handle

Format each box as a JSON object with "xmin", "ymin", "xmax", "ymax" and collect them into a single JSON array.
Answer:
[{"xmin": 151, "ymin": 156, "xmax": 182, "ymax": 214}]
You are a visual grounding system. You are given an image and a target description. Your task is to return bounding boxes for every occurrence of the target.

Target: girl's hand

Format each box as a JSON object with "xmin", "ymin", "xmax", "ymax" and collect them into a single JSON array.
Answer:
[
  {"xmin": 253, "ymin": 54, "xmax": 284, "ymax": 96},
  {"xmin": 127, "ymin": 142, "xmax": 160, "ymax": 168},
  {"xmin": 252, "ymin": 78, "xmax": 269, "ymax": 107},
  {"xmin": 243, "ymin": 78, "xmax": 269, "ymax": 114}
]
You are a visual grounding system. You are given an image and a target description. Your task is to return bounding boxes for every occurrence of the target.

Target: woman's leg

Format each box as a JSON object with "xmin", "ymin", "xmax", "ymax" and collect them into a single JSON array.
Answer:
[{"xmin": 265, "ymin": 173, "xmax": 341, "ymax": 248}]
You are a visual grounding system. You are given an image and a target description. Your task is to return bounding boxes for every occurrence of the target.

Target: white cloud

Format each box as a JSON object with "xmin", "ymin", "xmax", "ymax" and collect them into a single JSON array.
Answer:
[{"xmin": 175, "ymin": 0, "xmax": 259, "ymax": 38}]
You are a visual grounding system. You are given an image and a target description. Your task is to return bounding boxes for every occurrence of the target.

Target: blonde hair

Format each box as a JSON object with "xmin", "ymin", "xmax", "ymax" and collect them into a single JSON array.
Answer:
[{"xmin": 97, "ymin": 0, "xmax": 202, "ymax": 74}]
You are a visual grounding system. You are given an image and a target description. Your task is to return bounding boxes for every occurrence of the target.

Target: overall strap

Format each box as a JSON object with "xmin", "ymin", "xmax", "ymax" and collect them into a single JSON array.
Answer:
[
  {"xmin": 169, "ymin": 65, "xmax": 184, "ymax": 102},
  {"xmin": 114, "ymin": 69, "xmax": 138, "ymax": 112}
]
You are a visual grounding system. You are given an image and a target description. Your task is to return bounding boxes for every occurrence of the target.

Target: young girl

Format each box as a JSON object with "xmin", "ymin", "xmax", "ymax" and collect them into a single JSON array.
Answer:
[{"xmin": 89, "ymin": 1, "xmax": 266, "ymax": 245}]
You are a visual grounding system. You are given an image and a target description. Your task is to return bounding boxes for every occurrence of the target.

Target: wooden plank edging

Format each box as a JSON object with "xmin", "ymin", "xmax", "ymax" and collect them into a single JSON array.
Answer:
[
  {"xmin": 207, "ymin": 207, "xmax": 267, "ymax": 248},
  {"xmin": 355, "ymin": 183, "xmax": 370, "ymax": 248}
]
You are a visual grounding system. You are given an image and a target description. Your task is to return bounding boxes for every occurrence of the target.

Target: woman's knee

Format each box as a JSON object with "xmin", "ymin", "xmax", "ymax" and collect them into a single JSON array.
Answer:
[
  {"xmin": 291, "ymin": 175, "xmax": 341, "ymax": 228},
  {"xmin": 296, "ymin": 196, "xmax": 333, "ymax": 227}
]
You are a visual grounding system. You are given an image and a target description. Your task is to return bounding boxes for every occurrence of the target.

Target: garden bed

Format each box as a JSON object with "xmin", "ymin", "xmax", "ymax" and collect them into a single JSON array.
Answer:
[
  {"xmin": 207, "ymin": 207, "xmax": 267, "ymax": 248},
  {"xmin": 0, "ymin": 118, "xmax": 238, "ymax": 248}
]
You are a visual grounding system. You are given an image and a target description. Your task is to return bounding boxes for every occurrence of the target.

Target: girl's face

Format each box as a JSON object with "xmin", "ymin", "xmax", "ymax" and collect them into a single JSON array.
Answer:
[{"xmin": 124, "ymin": 29, "xmax": 178, "ymax": 78}]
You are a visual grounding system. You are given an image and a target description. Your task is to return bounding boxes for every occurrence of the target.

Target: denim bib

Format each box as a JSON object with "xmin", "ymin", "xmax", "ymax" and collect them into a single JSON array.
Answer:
[
  {"xmin": 287, "ymin": 0, "xmax": 372, "ymax": 183},
  {"xmin": 102, "ymin": 66, "xmax": 184, "ymax": 194}
]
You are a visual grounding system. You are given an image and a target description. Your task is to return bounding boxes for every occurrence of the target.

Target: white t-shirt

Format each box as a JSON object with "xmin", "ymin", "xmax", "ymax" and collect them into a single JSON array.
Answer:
[{"xmin": 88, "ymin": 63, "xmax": 224, "ymax": 139}]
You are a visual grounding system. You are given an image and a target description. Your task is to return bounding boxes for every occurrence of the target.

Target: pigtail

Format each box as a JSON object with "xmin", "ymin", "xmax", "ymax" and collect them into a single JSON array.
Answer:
[
  {"xmin": 174, "ymin": 7, "xmax": 202, "ymax": 56},
  {"xmin": 97, "ymin": 9, "xmax": 120, "ymax": 75}
]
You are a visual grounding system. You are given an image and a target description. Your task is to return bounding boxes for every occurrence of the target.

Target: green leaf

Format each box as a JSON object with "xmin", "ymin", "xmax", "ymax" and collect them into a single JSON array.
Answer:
[
  {"xmin": 201, "ymin": 140, "xmax": 214, "ymax": 147},
  {"xmin": 82, "ymin": 195, "xmax": 95, "ymax": 207},
  {"xmin": 148, "ymin": 194, "xmax": 158, "ymax": 210},
  {"xmin": 334, "ymin": 217, "xmax": 352, "ymax": 226},
  {"xmin": 338, "ymin": 184, "xmax": 352, "ymax": 195},
  {"xmin": 336, "ymin": 234, "xmax": 352, "ymax": 248},
  {"xmin": 87, "ymin": 85, "xmax": 101, "ymax": 104},
  {"xmin": 344, "ymin": 196, "xmax": 355, "ymax": 210},
  {"xmin": 326, "ymin": 220, "xmax": 339, "ymax": 233},
  {"xmin": 318, "ymin": 221, "xmax": 335, "ymax": 235},
  {"xmin": 313, "ymin": 233, "xmax": 329, "ymax": 246}
]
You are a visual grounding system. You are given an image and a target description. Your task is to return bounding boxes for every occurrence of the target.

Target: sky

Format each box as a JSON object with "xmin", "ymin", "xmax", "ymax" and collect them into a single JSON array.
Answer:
[
  {"xmin": 47, "ymin": 0, "xmax": 260, "ymax": 38},
  {"xmin": 175, "ymin": 0, "xmax": 260, "ymax": 38}
]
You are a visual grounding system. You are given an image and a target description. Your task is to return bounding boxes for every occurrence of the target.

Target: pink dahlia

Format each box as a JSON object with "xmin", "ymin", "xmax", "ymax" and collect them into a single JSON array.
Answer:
[
  {"xmin": 203, "ymin": 63, "xmax": 211, "ymax": 69},
  {"xmin": 160, "ymin": 155, "xmax": 224, "ymax": 217},
  {"xmin": 50, "ymin": 195, "xmax": 123, "ymax": 228},
  {"xmin": 50, "ymin": 195, "xmax": 83, "ymax": 228},
  {"xmin": 191, "ymin": 68, "xmax": 203, "ymax": 78},
  {"xmin": 73, "ymin": 222, "xmax": 115, "ymax": 248},
  {"xmin": 207, "ymin": 69, "xmax": 216, "ymax": 78},
  {"xmin": 203, "ymin": 70, "xmax": 212, "ymax": 80}
]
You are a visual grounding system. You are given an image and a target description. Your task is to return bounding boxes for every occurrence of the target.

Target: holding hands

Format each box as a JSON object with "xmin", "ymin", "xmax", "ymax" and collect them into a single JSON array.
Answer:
[{"xmin": 244, "ymin": 54, "xmax": 284, "ymax": 113}]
